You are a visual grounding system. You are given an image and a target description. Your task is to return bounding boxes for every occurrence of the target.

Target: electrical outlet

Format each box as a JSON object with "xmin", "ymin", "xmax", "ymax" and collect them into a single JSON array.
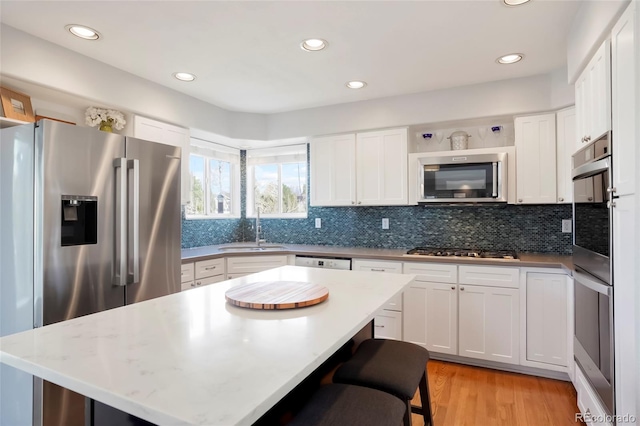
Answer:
[
  {"xmin": 315, "ymin": 218, "xmax": 321, "ymax": 229},
  {"xmin": 382, "ymin": 218, "xmax": 389, "ymax": 230},
  {"xmin": 562, "ymin": 219, "xmax": 572, "ymax": 233}
]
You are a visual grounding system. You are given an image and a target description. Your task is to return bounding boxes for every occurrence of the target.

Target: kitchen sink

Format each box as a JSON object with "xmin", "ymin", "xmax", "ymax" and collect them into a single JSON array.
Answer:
[{"xmin": 217, "ymin": 244, "xmax": 286, "ymax": 252}]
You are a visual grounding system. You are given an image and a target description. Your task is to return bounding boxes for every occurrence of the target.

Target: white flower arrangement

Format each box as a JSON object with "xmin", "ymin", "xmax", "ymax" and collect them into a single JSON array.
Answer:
[{"xmin": 85, "ymin": 107, "xmax": 126, "ymax": 130}]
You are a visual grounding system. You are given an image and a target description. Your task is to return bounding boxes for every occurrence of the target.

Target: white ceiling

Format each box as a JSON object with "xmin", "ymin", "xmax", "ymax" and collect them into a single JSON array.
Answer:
[{"xmin": 0, "ymin": 1, "xmax": 580, "ymax": 114}]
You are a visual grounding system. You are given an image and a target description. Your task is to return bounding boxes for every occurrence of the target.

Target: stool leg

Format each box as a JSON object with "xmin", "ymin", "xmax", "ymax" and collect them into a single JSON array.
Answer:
[
  {"xmin": 404, "ymin": 400, "xmax": 412, "ymax": 426},
  {"xmin": 418, "ymin": 371, "xmax": 434, "ymax": 426}
]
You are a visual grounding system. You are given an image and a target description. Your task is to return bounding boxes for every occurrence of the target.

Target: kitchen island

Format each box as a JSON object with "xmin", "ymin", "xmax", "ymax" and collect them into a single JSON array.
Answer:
[{"xmin": 0, "ymin": 266, "xmax": 414, "ymax": 425}]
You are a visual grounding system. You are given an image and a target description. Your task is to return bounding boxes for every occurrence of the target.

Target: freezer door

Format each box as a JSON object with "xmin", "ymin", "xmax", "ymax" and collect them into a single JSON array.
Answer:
[
  {"xmin": 38, "ymin": 120, "xmax": 126, "ymax": 325},
  {"xmin": 125, "ymin": 137, "xmax": 181, "ymax": 304}
]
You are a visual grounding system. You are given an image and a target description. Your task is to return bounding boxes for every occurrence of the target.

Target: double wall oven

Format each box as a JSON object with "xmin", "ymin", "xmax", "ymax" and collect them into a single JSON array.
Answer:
[{"xmin": 572, "ymin": 132, "xmax": 615, "ymax": 416}]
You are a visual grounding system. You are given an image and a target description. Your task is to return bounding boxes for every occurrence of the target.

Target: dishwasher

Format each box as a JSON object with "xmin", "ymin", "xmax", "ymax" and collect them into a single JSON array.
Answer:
[{"xmin": 294, "ymin": 255, "xmax": 352, "ymax": 270}]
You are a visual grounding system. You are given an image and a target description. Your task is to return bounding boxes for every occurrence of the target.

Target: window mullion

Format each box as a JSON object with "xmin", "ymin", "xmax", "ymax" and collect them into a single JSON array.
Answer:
[{"xmin": 278, "ymin": 164, "xmax": 283, "ymax": 214}]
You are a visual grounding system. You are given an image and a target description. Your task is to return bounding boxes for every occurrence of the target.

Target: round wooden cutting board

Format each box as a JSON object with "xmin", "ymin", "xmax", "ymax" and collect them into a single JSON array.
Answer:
[{"xmin": 225, "ymin": 281, "xmax": 329, "ymax": 310}]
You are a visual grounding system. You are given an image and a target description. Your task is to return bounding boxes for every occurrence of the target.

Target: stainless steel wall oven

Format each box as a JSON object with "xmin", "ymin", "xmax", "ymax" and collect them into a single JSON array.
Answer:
[{"xmin": 572, "ymin": 132, "xmax": 614, "ymax": 416}]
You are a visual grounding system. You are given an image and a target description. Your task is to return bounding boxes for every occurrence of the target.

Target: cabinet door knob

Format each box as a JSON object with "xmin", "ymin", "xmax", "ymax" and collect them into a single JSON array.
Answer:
[
  {"xmin": 588, "ymin": 197, "xmax": 593, "ymax": 201},
  {"xmin": 607, "ymin": 187, "xmax": 617, "ymax": 194},
  {"xmin": 451, "ymin": 286, "xmax": 455, "ymax": 290},
  {"xmin": 190, "ymin": 283, "xmax": 196, "ymax": 287},
  {"xmin": 196, "ymin": 281, "xmax": 201, "ymax": 286},
  {"xmin": 586, "ymin": 135, "xmax": 591, "ymax": 141},
  {"xmin": 558, "ymin": 197, "xmax": 564, "ymax": 202},
  {"xmin": 518, "ymin": 199, "xmax": 523, "ymax": 203},
  {"xmin": 460, "ymin": 287, "xmax": 465, "ymax": 291},
  {"xmin": 357, "ymin": 201, "xmax": 362, "ymax": 205},
  {"xmin": 351, "ymin": 201, "xmax": 355, "ymax": 205}
]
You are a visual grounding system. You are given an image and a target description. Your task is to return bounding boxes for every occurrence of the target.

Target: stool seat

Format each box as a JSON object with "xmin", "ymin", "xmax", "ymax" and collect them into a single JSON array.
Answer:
[
  {"xmin": 288, "ymin": 384, "xmax": 406, "ymax": 426},
  {"xmin": 333, "ymin": 339, "xmax": 430, "ymax": 399},
  {"xmin": 333, "ymin": 339, "xmax": 433, "ymax": 426}
]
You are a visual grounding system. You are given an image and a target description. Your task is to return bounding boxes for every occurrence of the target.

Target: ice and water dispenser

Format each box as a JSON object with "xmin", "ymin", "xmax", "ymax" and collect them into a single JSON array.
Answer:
[{"xmin": 61, "ymin": 195, "xmax": 97, "ymax": 246}]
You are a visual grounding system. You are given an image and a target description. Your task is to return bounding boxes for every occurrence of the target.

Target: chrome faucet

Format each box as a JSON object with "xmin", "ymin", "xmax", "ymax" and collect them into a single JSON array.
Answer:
[{"xmin": 255, "ymin": 207, "xmax": 264, "ymax": 246}]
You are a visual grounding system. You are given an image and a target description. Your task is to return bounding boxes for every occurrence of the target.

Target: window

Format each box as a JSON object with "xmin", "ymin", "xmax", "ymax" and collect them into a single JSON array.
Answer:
[
  {"xmin": 185, "ymin": 139, "xmax": 240, "ymax": 218},
  {"xmin": 247, "ymin": 144, "xmax": 308, "ymax": 218}
]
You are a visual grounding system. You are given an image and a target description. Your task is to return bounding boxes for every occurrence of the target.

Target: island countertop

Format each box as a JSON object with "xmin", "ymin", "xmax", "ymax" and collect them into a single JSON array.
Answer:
[{"xmin": 0, "ymin": 266, "xmax": 414, "ymax": 426}]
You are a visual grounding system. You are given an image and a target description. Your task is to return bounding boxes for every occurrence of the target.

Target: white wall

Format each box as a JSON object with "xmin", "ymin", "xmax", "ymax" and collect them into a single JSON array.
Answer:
[
  {"xmin": 567, "ymin": 0, "xmax": 630, "ymax": 83},
  {"xmin": 0, "ymin": 24, "xmax": 267, "ymax": 140},
  {"xmin": 267, "ymin": 73, "xmax": 569, "ymax": 140},
  {"xmin": 2, "ymin": 24, "xmax": 574, "ymax": 143}
]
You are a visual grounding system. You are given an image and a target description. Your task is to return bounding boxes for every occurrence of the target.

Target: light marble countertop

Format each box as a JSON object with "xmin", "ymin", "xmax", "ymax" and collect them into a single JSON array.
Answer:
[
  {"xmin": 181, "ymin": 243, "xmax": 573, "ymax": 273},
  {"xmin": 0, "ymin": 266, "xmax": 414, "ymax": 426}
]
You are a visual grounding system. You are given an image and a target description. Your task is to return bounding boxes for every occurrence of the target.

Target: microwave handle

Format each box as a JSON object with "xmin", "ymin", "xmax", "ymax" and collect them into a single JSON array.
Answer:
[{"xmin": 492, "ymin": 162, "xmax": 498, "ymax": 197}]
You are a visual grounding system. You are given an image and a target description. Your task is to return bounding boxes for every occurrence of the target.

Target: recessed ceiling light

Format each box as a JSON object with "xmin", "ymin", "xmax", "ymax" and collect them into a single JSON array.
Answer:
[
  {"xmin": 173, "ymin": 72, "xmax": 196, "ymax": 82},
  {"xmin": 496, "ymin": 53, "xmax": 524, "ymax": 64},
  {"xmin": 65, "ymin": 24, "xmax": 100, "ymax": 40},
  {"xmin": 346, "ymin": 81, "xmax": 367, "ymax": 89},
  {"xmin": 503, "ymin": 0, "xmax": 531, "ymax": 5},
  {"xmin": 301, "ymin": 38, "xmax": 328, "ymax": 52}
]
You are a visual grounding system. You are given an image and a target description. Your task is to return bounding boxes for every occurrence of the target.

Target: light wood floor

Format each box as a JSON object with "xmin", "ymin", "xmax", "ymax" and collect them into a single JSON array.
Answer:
[{"xmin": 411, "ymin": 360, "xmax": 582, "ymax": 426}]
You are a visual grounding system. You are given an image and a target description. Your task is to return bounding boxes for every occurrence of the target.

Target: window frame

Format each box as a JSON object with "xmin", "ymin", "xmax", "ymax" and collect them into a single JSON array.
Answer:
[
  {"xmin": 185, "ymin": 140, "xmax": 241, "ymax": 220},
  {"xmin": 246, "ymin": 145, "xmax": 308, "ymax": 219}
]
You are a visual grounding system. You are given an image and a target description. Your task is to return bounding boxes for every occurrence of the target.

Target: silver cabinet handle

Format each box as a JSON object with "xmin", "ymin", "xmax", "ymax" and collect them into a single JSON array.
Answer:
[
  {"xmin": 374, "ymin": 325, "xmax": 385, "ymax": 328},
  {"xmin": 113, "ymin": 158, "xmax": 127, "ymax": 287},
  {"xmin": 607, "ymin": 187, "xmax": 617, "ymax": 193},
  {"xmin": 492, "ymin": 162, "xmax": 498, "ymax": 197},
  {"xmin": 128, "ymin": 159, "xmax": 140, "ymax": 285},
  {"xmin": 558, "ymin": 197, "xmax": 564, "ymax": 202},
  {"xmin": 204, "ymin": 266, "xmax": 217, "ymax": 270},
  {"xmin": 371, "ymin": 268, "xmax": 386, "ymax": 272}
]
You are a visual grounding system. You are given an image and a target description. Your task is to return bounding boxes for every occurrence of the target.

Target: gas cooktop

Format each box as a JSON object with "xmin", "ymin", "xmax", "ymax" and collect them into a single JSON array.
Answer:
[{"xmin": 405, "ymin": 247, "xmax": 518, "ymax": 260}]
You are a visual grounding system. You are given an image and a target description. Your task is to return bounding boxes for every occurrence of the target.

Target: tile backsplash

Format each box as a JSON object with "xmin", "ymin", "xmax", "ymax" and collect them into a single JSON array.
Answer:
[{"xmin": 182, "ymin": 148, "xmax": 573, "ymax": 254}]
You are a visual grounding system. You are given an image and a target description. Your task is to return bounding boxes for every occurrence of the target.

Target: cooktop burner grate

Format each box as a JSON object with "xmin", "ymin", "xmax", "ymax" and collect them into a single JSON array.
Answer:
[{"xmin": 406, "ymin": 247, "xmax": 518, "ymax": 260}]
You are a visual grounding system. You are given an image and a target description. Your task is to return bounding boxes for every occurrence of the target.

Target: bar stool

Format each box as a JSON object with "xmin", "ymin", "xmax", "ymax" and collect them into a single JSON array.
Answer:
[
  {"xmin": 333, "ymin": 339, "xmax": 434, "ymax": 426},
  {"xmin": 287, "ymin": 383, "xmax": 406, "ymax": 426}
]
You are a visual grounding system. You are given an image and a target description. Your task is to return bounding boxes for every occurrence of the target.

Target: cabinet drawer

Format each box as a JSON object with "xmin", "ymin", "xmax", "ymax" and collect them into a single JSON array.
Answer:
[
  {"xmin": 226, "ymin": 273, "xmax": 248, "ymax": 280},
  {"xmin": 575, "ymin": 363, "xmax": 612, "ymax": 425},
  {"xmin": 384, "ymin": 293, "xmax": 403, "ymax": 311},
  {"xmin": 352, "ymin": 259, "xmax": 402, "ymax": 274},
  {"xmin": 195, "ymin": 274, "xmax": 225, "ymax": 287},
  {"xmin": 195, "ymin": 258, "xmax": 225, "ymax": 279},
  {"xmin": 403, "ymin": 263, "xmax": 457, "ymax": 284},
  {"xmin": 458, "ymin": 265, "xmax": 519, "ymax": 288},
  {"xmin": 374, "ymin": 310, "xmax": 402, "ymax": 340},
  {"xmin": 181, "ymin": 281, "xmax": 195, "ymax": 291},
  {"xmin": 181, "ymin": 263, "xmax": 195, "ymax": 283},
  {"xmin": 226, "ymin": 255, "xmax": 289, "ymax": 275}
]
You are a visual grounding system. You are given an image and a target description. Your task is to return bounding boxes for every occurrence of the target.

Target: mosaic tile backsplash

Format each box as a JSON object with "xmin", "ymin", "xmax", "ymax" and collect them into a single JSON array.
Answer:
[{"xmin": 182, "ymin": 149, "xmax": 573, "ymax": 254}]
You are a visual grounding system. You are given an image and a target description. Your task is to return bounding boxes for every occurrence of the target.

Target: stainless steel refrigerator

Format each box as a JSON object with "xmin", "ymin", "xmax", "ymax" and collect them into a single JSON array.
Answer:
[{"xmin": 1, "ymin": 120, "xmax": 182, "ymax": 426}]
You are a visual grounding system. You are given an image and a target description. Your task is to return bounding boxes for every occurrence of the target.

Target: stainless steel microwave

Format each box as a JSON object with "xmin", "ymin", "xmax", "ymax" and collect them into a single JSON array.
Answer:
[{"xmin": 414, "ymin": 152, "xmax": 508, "ymax": 203}]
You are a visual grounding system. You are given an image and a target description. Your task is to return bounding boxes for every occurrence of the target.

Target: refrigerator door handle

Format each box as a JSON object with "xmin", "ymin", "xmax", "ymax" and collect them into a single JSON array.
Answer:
[
  {"xmin": 113, "ymin": 158, "xmax": 127, "ymax": 286},
  {"xmin": 128, "ymin": 159, "xmax": 140, "ymax": 284}
]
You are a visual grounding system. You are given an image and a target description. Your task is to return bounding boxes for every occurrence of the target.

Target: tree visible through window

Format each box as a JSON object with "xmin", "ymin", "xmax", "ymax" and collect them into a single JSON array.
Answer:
[{"xmin": 187, "ymin": 154, "xmax": 234, "ymax": 217}]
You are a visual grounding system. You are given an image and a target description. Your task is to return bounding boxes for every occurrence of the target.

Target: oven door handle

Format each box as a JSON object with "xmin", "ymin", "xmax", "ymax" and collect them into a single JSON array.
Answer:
[
  {"xmin": 574, "ymin": 268, "xmax": 612, "ymax": 296},
  {"xmin": 492, "ymin": 162, "xmax": 498, "ymax": 197},
  {"xmin": 572, "ymin": 158, "xmax": 610, "ymax": 180}
]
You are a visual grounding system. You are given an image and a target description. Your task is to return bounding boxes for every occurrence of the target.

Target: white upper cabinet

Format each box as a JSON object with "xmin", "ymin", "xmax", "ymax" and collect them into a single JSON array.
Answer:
[
  {"xmin": 133, "ymin": 115, "xmax": 190, "ymax": 204},
  {"xmin": 310, "ymin": 134, "xmax": 357, "ymax": 206},
  {"xmin": 514, "ymin": 113, "xmax": 557, "ymax": 204},
  {"xmin": 575, "ymin": 40, "xmax": 611, "ymax": 148},
  {"xmin": 556, "ymin": 107, "xmax": 576, "ymax": 204},
  {"xmin": 310, "ymin": 128, "xmax": 408, "ymax": 206},
  {"xmin": 356, "ymin": 128, "xmax": 408, "ymax": 205},
  {"xmin": 611, "ymin": 4, "xmax": 636, "ymax": 197}
]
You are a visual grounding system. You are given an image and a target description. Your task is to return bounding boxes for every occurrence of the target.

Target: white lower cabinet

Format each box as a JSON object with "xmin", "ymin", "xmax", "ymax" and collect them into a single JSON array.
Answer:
[
  {"xmin": 373, "ymin": 309, "xmax": 402, "ymax": 341},
  {"xmin": 575, "ymin": 363, "xmax": 613, "ymax": 426},
  {"xmin": 182, "ymin": 258, "xmax": 226, "ymax": 291},
  {"xmin": 352, "ymin": 259, "xmax": 404, "ymax": 340},
  {"xmin": 522, "ymin": 271, "xmax": 569, "ymax": 368},
  {"xmin": 458, "ymin": 285, "xmax": 520, "ymax": 364},
  {"xmin": 226, "ymin": 255, "xmax": 289, "ymax": 276}
]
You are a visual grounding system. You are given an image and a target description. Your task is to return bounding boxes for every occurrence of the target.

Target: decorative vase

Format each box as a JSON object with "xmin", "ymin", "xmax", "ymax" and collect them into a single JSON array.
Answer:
[{"xmin": 99, "ymin": 120, "xmax": 113, "ymax": 133}]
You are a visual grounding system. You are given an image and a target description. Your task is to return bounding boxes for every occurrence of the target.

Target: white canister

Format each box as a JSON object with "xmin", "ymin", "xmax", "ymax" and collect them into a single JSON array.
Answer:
[{"xmin": 448, "ymin": 131, "xmax": 471, "ymax": 150}]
